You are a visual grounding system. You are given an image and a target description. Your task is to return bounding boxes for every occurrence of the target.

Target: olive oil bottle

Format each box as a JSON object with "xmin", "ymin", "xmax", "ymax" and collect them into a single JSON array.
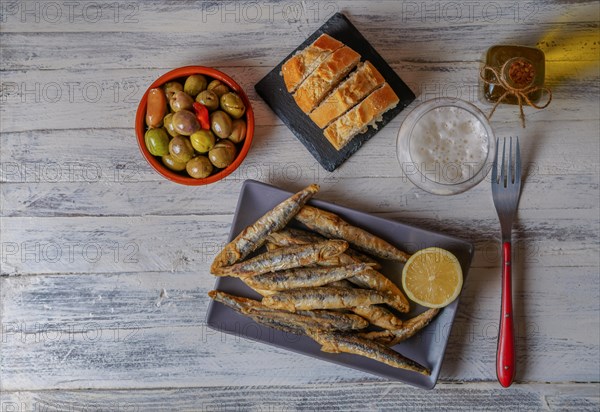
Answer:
[{"xmin": 482, "ymin": 45, "xmax": 546, "ymax": 104}]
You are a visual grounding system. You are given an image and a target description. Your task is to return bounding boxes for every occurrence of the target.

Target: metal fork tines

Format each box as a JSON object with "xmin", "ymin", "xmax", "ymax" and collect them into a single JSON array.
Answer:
[
  {"xmin": 491, "ymin": 136, "xmax": 522, "ymax": 388},
  {"xmin": 492, "ymin": 137, "xmax": 522, "ymax": 241}
]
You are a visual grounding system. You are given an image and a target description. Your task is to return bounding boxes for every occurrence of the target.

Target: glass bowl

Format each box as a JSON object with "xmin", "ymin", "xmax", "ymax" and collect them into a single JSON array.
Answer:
[{"xmin": 397, "ymin": 98, "xmax": 495, "ymax": 195}]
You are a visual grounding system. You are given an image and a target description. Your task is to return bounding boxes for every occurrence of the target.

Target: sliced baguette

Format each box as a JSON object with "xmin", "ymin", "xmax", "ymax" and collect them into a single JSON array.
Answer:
[
  {"xmin": 323, "ymin": 83, "xmax": 399, "ymax": 151},
  {"xmin": 293, "ymin": 46, "xmax": 361, "ymax": 114},
  {"xmin": 281, "ymin": 34, "xmax": 343, "ymax": 93},
  {"xmin": 309, "ymin": 61, "xmax": 386, "ymax": 129}
]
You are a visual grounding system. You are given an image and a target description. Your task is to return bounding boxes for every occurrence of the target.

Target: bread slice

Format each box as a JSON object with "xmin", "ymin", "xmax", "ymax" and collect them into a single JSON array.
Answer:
[
  {"xmin": 293, "ymin": 46, "xmax": 361, "ymax": 114},
  {"xmin": 323, "ymin": 83, "xmax": 399, "ymax": 151},
  {"xmin": 309, "ymin": 61, "xmax": 386, "ymax": 129},
  {"xmin": 281, "ymin": 34, "xmax": 343, "ymax": 93}
]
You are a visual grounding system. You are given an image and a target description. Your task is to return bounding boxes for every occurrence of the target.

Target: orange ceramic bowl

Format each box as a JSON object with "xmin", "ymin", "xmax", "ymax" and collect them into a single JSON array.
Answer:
[{"xmin": 135, "ymin": 66, "xmax": 254, "ymax": 185}]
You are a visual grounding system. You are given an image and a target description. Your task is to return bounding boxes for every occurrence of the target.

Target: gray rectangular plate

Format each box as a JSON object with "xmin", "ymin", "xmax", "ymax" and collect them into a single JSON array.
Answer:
[{"xmin": 206, "ymin": 180, "xmax": 474, "ymax": 389}]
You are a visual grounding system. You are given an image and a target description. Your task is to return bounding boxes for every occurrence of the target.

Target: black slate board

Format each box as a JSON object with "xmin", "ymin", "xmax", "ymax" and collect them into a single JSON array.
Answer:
[{"xmin": 255, "ymin": 12, "xmax": 416, "ymax": 172}]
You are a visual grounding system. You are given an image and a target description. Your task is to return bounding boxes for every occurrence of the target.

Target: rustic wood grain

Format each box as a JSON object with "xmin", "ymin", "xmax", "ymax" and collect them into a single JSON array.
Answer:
[
  {"xmin": 1, "ymin": 4, "xmax": 598, "ymax": 69},
  {"xmin": 1, "ymin": 0, "xmax": 597, "ymax": 33},
  {"xmin": 1, "ymin": 119, "xmax": 598, "ymax": 183},
  {"xmin": 1, "ymin": 212, "xmax": 598, "ymax": 275},
  {"xmin": 1, "ymin": 265, "xmax": 598, "ymax": 389},
  {"xmin": 1, "ymin": 383, "xmax": 598, "ymax": 411},
  {"xmin": 1, "ymin": 66, "xmax": 598, "ymax": 133},
  {"xmin": 2, "ymin": 173, "xmax": 599, "ymax": 218},
  {"xmin": 0, "ymin": 0, "xmax": 598, "ymax": 407}
]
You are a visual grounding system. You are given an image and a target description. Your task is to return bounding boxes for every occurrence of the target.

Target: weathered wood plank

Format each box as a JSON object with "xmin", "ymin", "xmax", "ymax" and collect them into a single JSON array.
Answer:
[
  {"xmin": 0, "ymin": 214, "xmax": 231, "ymax": 275},
  {"xmin": 1, "ymin": 65, "xmax": 598, "ymax": 133},
  {"xmin": 1, "ymin": 173, "xmax": 598, "ymax": 218},
  {"xmin": 2, "ymin": 383, "xmax": 598, "ymax": 411},
  {"xmin": 0, "ymin": 265, "xmax": 598, "ymax": 389},
  {"xmin": 0, "ymin": 67, "xmax": 279, "ymax": 132},
  {"xmin": 1, "ymin": 118, "xmax": 598, "ymax": 185},
  {"xmin": 546, "ymin": 392, "xmax": 600, "ymax": 412},
  {"xmin": 0, "ymin": 322, "xmax": 372, "ymax": 390},
  {"xmin": 0, "ymin": 6, "xmax": 597, "ymax": 70},
  {"xmin": 0, "ymin": 212, "xmax": 598, "ymax": 275},
  {"xmin": 1, "ymin": 0, "xmax": 598, "ymax": 33},
  {"xmin": 2, "ymin": 267, "xmax": 598, "ymax": 334}
]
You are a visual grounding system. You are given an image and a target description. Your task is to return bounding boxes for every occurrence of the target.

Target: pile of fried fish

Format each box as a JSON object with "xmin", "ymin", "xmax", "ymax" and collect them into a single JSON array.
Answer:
[{"xmin": 209, "ymin": 184, "xmax": 439, "ymax": 376}]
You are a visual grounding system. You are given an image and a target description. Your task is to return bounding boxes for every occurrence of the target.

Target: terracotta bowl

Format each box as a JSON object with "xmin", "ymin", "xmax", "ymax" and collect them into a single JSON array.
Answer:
[{"xmin": 135, "ymin": 66, "xmax": 254, "ymax": 185}]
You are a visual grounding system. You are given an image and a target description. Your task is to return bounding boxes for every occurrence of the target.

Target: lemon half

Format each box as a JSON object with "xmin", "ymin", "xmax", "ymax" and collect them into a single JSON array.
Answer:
[{"xmin": 401, "ymin": 247, "xmax": 463, "ymax": 308}]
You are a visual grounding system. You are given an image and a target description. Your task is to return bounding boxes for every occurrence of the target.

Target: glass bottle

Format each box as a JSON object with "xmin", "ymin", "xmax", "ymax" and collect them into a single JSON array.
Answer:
[{"xmin": 482, "ymin": 45, "xmax": 545, "ymax": 105}]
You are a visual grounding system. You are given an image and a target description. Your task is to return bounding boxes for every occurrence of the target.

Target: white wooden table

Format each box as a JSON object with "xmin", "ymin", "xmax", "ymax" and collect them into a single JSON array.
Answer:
[{"xmin": 1, "ymin": 1, "xmax": 599, "ymax": 410}]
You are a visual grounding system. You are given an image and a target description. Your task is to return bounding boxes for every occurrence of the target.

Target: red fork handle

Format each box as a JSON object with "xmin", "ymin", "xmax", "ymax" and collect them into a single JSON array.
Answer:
[{"xmin": 497, "ymin": 241, "xmax": 515, "ymax": 387}]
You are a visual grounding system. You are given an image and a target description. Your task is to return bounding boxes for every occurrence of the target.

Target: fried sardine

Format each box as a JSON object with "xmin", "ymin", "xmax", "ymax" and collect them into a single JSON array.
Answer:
[
  {"xmin": 295, "ymin": 205, "xmax": 410, "ymax": 262},
  {"xmin": 210, "ymin": 184, "xmax": 319, "ymax": 272}
]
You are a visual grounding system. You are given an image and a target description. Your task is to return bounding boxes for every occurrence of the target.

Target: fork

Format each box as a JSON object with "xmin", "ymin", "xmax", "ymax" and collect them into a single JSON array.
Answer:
[{"xmin": 491, "ymin": 136, "xmax": 522, "ymax": 388}]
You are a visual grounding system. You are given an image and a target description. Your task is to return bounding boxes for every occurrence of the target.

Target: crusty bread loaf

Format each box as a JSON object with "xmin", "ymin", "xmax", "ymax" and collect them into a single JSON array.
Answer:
[
  {"xmin": 323, "ymin": 83, "xmax": 399, "ymax": 151},
  {"xmin": 281, "ymin": 34, "xmax": 343, "ymax": 93},
  {"xmin": 309, "ymin": 61, "xmax": 385, "ymax": 129},
  {"xmin": 293, "ymin": 46, "xmax": 361, "ymax": 114}
]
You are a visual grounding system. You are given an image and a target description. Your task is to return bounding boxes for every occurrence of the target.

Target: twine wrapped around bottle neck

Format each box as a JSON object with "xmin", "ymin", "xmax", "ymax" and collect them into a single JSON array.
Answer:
[{"xmin": 480, "ymin": 58, "xmax": 552, "ymax": 128}]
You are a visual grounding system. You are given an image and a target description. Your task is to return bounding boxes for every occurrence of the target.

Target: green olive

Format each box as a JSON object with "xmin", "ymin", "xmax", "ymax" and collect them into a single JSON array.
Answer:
[
  {"xmin": 207, "ymin": 79, "xmax": 229, "ymax": 97},
  {"xmin": 170, "ymin": 90, "xmax": 195, "ymax": 112},
  {"xmin": 169, "ymin": 136, "xmax": 194, "ymax": 163},
  {"xmin": 172, "ymin": 110, "xmax": 200, "ymax": 136},
  {"xmin": 190, "ymin": 130, "xmax": 216, "ymax": 153},
  {"xmin": 228, "ymin": 119, "xmax": 247, "ymax": 143},
  {"xmin": 184, "ymin": 74, "xmax": 208, "ymax": 97},
  {"xmin": 195, "ymin": 90, "xmax": 219, "ymax": 111},
  {"xmin": 209, "ymin": 139, "xmax": 237, "ymax": 168},
  {"xmin": 210, "ymin": 110, "xmax": 233, "ymax": 139},
  {"xmin": 163, "ymin": 113, "xmax": 178, "ymax": 137},
  {"xmin": 186, "ymin": 156, "xmax": 213, "ymax": 178},
  {"xmin": 162, "ymin": 154, "xmax": 187, "ymax": 172},
  {"xmin": 164, "ymin": 82, "xmax": 183, "ymax": 100},
  {"xmin": 220, "ymin": 92, "xmax": 246, "ymax": 119},
  {"xmin": 144, "ymin": 128, "xmax": 170, "ymax": 156}
]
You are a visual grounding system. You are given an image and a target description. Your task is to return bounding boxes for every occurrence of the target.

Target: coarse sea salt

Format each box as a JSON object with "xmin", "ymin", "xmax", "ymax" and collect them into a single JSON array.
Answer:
[{"xmin": 409, "ymin": 106, "xmax": 489, "ymax": 185}]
